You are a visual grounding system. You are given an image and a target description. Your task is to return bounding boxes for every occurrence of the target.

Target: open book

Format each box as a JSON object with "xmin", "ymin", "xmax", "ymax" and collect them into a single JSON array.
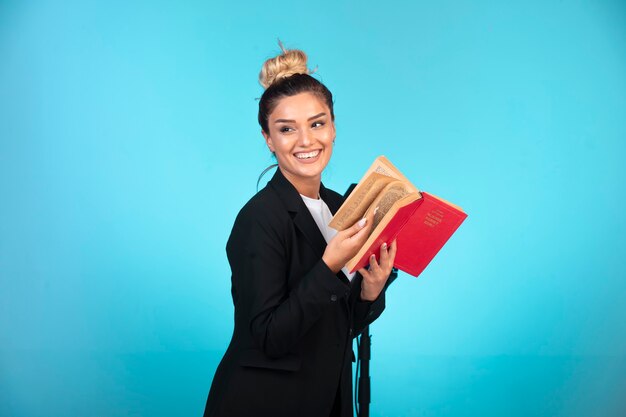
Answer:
[{"xmin": 329, "ymin": 156, "xmax": 467, "ymax": 277}]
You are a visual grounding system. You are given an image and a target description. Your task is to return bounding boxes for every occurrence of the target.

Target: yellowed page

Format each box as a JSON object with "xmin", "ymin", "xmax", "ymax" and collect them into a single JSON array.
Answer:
[
  {"xmin": 365, "ymin": 181, "xmax": 414, "ymax": 231},
  {"xmin": 369, "ymin": 156, "xmax": 418, "ymax": 193},
  {"xmin": 328, "ymin": 172, "xmax": 395, "ymax": 230},
  {"xmin": 329, "ymin": 156, "xmax": 420, "ymax": 231}
]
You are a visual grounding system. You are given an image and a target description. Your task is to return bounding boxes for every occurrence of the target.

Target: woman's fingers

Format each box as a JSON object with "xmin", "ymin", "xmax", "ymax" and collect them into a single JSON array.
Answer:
[
  {"xmin": 347, "ymin": 208, "xmax": 376, "ymax": 241},
  {"xmin": 358, "ymin": 267, "xmax": 370, "ymax": 280},
  {"xmin": 372, "ymin": 240, "xmax": 396, "ymax": 277},
  {"xmin": 388, "ymin": 240, "xmax": 398, "ymax": 264},
  {"xmin": 360, "ymin": 240, "xmax": 398, "ymax": 301},
  {"xmin": 344, "ymin": 216, "xmax": 369, "ymax": 239},
  {"xmin": 368, "ymin": 253, "xmax": 380, "ymax": 271},
  {"xmin": 348, "ymin": 222, "xmax": 371, "ymax": 245},
  {"xmin": 379, "ymin": 242, "xmax": 389, "ymax": 268}
]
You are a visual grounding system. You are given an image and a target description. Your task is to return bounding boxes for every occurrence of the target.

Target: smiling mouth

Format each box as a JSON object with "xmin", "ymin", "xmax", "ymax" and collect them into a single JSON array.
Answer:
[{"xmin": 294, "ymin": 150, "xmax": 321, "ymax": 160}]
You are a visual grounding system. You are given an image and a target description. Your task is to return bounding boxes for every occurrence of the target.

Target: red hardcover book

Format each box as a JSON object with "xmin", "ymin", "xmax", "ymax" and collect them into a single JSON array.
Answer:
[{"xmin": 329, "ymin": 156, "xmax": 468, "ymax": 278}]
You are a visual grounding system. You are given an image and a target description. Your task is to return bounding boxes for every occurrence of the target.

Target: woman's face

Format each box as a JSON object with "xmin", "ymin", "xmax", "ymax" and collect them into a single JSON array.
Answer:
[{"xmin": 262, "ymin": 92, "xmax": 335, "ymax": 186}]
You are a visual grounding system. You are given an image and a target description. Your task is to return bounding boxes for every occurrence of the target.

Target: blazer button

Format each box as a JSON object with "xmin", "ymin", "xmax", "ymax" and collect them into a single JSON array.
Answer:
[
  {"xmin": 330, "ymin": 294, "xmax": 338, "ymax": 302},
  {"xmin": 349, "ymin": 328, "xmax": 353, "ymax": 336}
]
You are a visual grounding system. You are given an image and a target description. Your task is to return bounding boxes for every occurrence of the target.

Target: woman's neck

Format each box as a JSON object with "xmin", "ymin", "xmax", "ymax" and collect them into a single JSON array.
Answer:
[{"xmin": 280, "ymin": 168, "xmax": 320, "ymax": 199}]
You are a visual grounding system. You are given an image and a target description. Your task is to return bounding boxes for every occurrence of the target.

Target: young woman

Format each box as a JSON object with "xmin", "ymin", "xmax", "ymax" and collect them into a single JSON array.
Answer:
[{"xmin": 203, "ymin": 44, "xmax": 397, "ymax": 417}]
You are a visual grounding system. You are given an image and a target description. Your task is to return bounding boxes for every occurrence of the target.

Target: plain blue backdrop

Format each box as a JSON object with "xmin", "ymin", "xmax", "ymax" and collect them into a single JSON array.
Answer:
[{"xmin": 1, "ymin": 1, "xmax": 625, "ymax": 416}]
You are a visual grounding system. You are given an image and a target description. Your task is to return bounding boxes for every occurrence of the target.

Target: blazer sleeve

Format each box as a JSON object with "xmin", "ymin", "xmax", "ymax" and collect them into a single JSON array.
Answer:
[
  {"xmin": 228, "ymin": 207, "xmax": 352, "ymax": 359},
  {"xmin": 351, "ymin": 274, "xmax": 386, "ymax": 337}
]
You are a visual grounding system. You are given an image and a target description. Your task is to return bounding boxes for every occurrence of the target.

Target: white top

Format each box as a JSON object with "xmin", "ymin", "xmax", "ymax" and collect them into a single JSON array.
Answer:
[{"xmin": 300, "ymin": 194, "xmax": 356, "ymax": 281}]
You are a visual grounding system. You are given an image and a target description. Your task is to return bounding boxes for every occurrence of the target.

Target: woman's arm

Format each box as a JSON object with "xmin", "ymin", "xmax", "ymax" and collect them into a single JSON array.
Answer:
[
  {"xmin": 351, "ymin": 239, "xmax": 397, "ymax": 336},
  {"xmin": 352, "ymin": 281, "xmax": 386, "ymax": 337}
]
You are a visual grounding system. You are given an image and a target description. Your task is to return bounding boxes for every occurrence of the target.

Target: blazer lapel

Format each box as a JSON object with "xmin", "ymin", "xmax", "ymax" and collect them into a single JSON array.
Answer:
[
  {"xmin": 319, "ymin": 182, "xmax": 342, "ymax": 215},
  {"xmin": 268, "ymin": 168, "xmax": 355, "ymax": 288},
  {"xmin": 268, "ymin": 168, "xmax": 328, "ymax": 258}
]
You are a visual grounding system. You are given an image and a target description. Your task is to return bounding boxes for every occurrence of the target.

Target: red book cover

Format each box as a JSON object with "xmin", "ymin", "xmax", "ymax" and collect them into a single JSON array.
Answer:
[
  {"xmin": 393, "ymin": 192, "xmax": 468, "ymax": 277},
  {"xmin": 348, "ymin": 192, "xmax": 467, "ymax": 277}
]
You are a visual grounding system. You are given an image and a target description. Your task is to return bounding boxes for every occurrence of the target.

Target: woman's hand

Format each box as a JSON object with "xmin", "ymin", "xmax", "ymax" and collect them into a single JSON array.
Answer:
[
  {"xmin": 358, "ymin": 240, "xmax": 397, "ymax": 301},
  {"xmin": 322, "ymin": 211, "xmax": 374, "ymax": 274}
]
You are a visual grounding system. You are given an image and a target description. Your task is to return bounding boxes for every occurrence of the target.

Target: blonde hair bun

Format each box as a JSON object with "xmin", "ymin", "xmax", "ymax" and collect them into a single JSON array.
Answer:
[{"xmin": 259, "ymin": 40, "xmax": 314, "ymax": 89}]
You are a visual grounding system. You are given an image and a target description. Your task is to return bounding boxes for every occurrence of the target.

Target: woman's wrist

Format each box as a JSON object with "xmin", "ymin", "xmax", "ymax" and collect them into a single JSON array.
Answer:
[
  {"xmin": 360, "ymin": 283, "xmax": 383, "ymax": 301},
  {"xmin": 322, "ymin": 254, "xmax": 342, "ymax": 274}
]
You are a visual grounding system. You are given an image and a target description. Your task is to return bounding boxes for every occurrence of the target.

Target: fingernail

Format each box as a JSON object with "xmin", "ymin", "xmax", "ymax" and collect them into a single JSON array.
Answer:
[
  {"xmin": 358, "ymin": 218, "xmax": 367, "ymax": 228},
  {"xmin": 371, "ymin": 254, "xmax": 375, "ymax": 261},
  {"xmin": 382, "ymin": 242, "xmax": 387, "ymax": 250},
  {"xmin": 374, "ymin": 206, "xmax": 379, "ymax": 215}
]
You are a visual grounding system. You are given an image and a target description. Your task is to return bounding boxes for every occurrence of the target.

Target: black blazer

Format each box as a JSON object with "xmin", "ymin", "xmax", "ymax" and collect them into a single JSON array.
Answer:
[{"xmin": 203, "ymin": 168, "xmax": 386, "ymax": 417}]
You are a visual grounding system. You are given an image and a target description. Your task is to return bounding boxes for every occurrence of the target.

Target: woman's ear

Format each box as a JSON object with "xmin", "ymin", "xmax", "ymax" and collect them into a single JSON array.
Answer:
[{"xmin": 261, "ymin": 129, "xmax": 275, "ymax": 153}]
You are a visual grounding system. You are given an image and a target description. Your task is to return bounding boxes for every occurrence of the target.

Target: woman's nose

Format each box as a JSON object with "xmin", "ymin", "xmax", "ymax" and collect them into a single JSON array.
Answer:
[{"xmin": 298, "ymin": 129, "xmax": 313, "ymax": 147}]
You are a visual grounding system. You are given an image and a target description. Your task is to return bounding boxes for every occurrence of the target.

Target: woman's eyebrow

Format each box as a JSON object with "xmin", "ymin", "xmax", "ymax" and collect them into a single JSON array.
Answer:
[{"xmin": 274, "ymin": 112, "xmax": 327, "ymax": 123}]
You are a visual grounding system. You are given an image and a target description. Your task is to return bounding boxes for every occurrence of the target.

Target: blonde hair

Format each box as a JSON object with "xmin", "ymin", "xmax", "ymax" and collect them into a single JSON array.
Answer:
[{"xmin": 258, "ymin": 40, "xmax": 315, "ymax": 89}]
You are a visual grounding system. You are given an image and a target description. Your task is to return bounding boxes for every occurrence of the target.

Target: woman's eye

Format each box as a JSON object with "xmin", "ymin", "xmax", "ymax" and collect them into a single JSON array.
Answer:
[
  {"xmin": 279, "ymin": 126, "xmax": 294, "ymax": 133},
  {"xmin": 312, "ymin": 121, "xmax": 325, "ymax": 128}
]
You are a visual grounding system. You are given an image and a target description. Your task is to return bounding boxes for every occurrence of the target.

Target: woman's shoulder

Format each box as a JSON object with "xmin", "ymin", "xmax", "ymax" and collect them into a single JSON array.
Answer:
[
  {"xmin": 227, "ymin": 186, "xmax": 289, "ymax": 253},
  {"xmin": 232, "ymin": 186, "xmax": 288, "ymax": 229}
]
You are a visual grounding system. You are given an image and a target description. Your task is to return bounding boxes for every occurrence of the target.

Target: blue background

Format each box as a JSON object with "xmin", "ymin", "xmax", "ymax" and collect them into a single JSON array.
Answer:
[{"xmin": 1, "ymin": 1, "xmax": 625, "ymax": 416}]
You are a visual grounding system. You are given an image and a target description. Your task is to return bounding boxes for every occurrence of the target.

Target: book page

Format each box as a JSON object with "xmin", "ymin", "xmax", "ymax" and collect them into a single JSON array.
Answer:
[
  {"xmin": 366, "ymin": 181, "xmax": 415, "ymax": 231},
  {"xmin": 328, "ymin": 172, "xmax": 395, "ymax": 230},
  {"xmin": 369, "ymin": 156, "xmax": 418, "ymax": 193},
  {"xmin": 329, "ymin": 156, "xmax": 419, "ymax": 231}
]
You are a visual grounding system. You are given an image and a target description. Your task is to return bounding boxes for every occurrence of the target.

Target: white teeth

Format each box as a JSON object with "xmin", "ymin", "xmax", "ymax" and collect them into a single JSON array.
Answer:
[{"xmin": 294, "ymin": 150, "xmax": 320, "ymax": 159}]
